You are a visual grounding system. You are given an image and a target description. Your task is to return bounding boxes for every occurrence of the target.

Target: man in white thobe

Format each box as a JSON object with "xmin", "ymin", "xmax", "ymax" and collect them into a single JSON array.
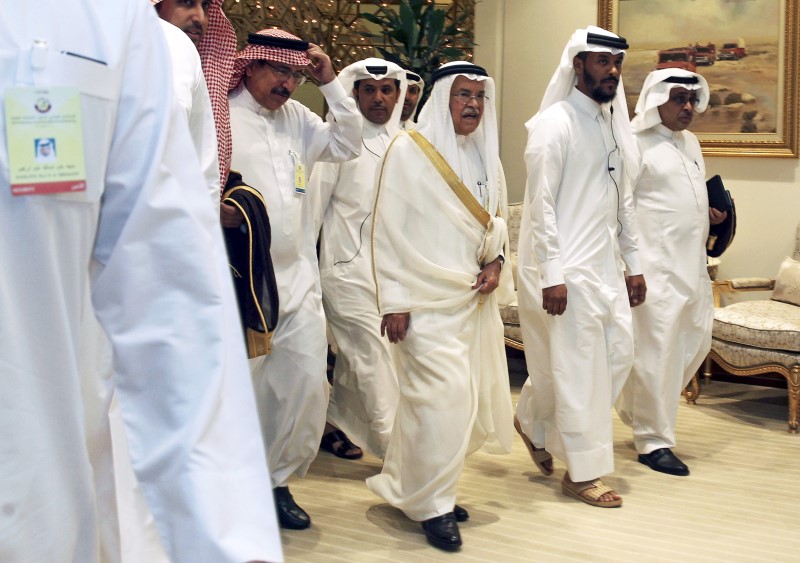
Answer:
[
  {"xmin": 515, "ymin": 26, "xmax": 646, "ymax": 508},
  {"xmin": 368, "ymin": 61, "xmax": 513, "ymax": 552},
  {"xmin": 399, "ymin": 70, "xmax": 423, "ymax": 130},
  {"xmin": 154, "ymin": 0, "xmax": 236, "ymax": 190},
  {"xmin": 227, "ymin": 29, "xmax": 362, "ymax": 529},
  {"xmin": 311, "ymin": 58, "xmax": 407, "ymax": 459},
  {"xmin": 616, "ymin": 69, "xmax": 726, "ymax": 476},
  {"xmin": 153, "ymin": 0, "xmax": 237, "ymax": 202},
  {"xmin": 104, "ymin": 4, "xmax": 276, "ymax": 562},
  {"xmin": 0, "ymin": 2, "xmax": 280, "ymax": 562}
]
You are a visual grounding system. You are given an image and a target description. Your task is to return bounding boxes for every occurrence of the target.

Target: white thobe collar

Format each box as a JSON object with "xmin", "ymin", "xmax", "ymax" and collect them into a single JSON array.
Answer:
[
  {"xmin": 568, "ymin": 87, "xmax": 606, "ymax": 121},
  {"xmin": 653, "ymin": 122, "xmax": 679, "ymax": 140},
  {"xmin": 230, "ymin": 83, "xmax": 279, "ymax": 118},
  {"xmin": 454, "ymin": 134, "xmax": 487, "ymax": 207},
  {"xmin": 362, "ymin": 119, "xmax": 390, "ymax": 159},
  {"xmin": 363, "ymin": 119, "xmax": 388, "ymax": 139}
]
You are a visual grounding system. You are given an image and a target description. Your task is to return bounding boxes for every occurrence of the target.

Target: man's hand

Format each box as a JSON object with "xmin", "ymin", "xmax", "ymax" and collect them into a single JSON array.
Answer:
[
  {"xmin": 306, "ymin": 43, "xmax": 335, "ymax": 85},
  {"xmin": 626, "ymin": 274, "xmax": 647, "ymax": 307},
  {"xmin": 542, "ymin": 284, "xmax": 567, "ymax": 316},
  {"xmin": 472, "ymin": 257, "xmax": 502, "ymax": 294},
  {"xmin": 709, "ymin": 207, "xmax": 728, "ymax": 226},
  {"xmin": 381, "ymin": 313, "xmax": 410, "ymax": 344},
  {"xmin": 220, "ymin": 202, "xmax": 244, "ymax": 228}
]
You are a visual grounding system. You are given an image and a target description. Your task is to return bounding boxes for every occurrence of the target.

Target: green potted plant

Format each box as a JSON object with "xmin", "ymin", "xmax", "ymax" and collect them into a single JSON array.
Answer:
[{"xmin": 358, "ymin": 0, "xmax": 476, "ymax": 113}]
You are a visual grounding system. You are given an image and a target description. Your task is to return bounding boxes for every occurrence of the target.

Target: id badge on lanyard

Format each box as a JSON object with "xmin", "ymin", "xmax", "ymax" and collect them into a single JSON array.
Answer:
[
  {"xmin": 4, "ymin": 40, "xmax": 87, "ymax": 196},
  {"xmin": 289, "ymin": 149, "xmax": 306, "ymax": 194}
]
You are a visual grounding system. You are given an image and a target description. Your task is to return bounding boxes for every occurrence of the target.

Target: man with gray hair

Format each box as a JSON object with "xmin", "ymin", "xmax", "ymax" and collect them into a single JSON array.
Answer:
[
  {"xmin": 616, "ymin": 68, "xmax": 727, "ymax": 477},
  {"xmin": 515, "ymin": 26, "xmax": 646, "ymax": 508},
  {"xmin": 368, "ymin": 61, "xmax": 513, "ymax": 552}
]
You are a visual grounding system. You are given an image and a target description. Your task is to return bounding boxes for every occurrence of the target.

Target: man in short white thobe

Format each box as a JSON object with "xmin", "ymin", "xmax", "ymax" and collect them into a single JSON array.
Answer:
[
  {"xmin": 368, "ymin": 61, "xmax": 513, "ymax": 552},
  {"xmin": 616, "ymin": 69, "xmax": 725, "ymax": 476},
  {"xmin": 0, "ymin": 2, "xmax": 280, "ymax": 562},
  {"xmin": 515, "ymin": 26, "xmax": 646, "ymax": 508},
  {"xmin": 311, "ymin": 58, "xmax": 407, "ymax": 459},
  {"xmin": 227, "ymin": 29, "xmax": 362, "ymax": 529}
]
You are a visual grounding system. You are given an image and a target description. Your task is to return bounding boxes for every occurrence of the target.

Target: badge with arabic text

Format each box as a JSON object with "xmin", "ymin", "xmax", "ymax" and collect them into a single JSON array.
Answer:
[{"xmin": 4, "ymin": 87, "xmax": 87, "ymax": 196}]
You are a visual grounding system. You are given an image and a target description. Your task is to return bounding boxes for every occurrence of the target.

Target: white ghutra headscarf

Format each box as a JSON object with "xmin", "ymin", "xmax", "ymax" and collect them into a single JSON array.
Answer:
[
  {"xmin": 530, "ymin": 25, "xmax": 640, "ymax": 185},
  {"xmin": 631, "ymin": 68, "xmax": 710, "ymax": 133},
  {"xmin": 337, "ymin": 58, "xmax": 408, "ymax": 133},
  {"xmin": 416, "ymin": 61, "xmax": 501, "ymax": 217}
]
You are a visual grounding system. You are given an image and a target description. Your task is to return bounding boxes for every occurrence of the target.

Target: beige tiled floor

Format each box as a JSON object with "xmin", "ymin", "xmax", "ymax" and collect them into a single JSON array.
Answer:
[{"xmin": 282, "ymin": 366, "xmax": 800, "ymax": 562}]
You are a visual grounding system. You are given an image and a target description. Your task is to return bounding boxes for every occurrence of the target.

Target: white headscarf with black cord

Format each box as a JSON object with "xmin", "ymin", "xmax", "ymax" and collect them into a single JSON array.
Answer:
[
  {"xmin": 416, "ymin": 61, "xmax": 502, "ymax": 217},
  {"xmin": 631, "ymin": 68, "xmax": 710, "ymax": 133},
  {"xmin": 530, "ymin": 25, "xmax": 640, "ymax": 185},
  {"xmin": 337, "ymin": 57, "xmax": 408, "ymax": 129}
]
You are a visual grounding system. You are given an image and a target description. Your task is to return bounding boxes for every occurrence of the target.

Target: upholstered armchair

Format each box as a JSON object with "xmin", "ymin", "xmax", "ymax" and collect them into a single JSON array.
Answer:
[
  {"xmin": 704, "ymin": 223, "xmax": 800, "ymax": 432},
  {"xmin": 500, "ymin": 202, "xmax": 523, "ymax": 349}
]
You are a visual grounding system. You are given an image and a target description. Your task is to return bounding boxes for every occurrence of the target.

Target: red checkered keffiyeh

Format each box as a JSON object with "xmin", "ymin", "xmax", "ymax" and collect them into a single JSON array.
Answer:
[
  {"xmin": 229, "ymin": 29, "xmax": 312, "ymax": 92},
  {"xmin": 152, "ymin": 0, "xmax": 236, "ymax": 191}
]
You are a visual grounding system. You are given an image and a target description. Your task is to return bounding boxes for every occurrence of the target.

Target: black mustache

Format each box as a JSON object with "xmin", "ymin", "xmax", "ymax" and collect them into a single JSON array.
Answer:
[
  {"xmin": 603, "ymin": 77, "xmax": 619, "ymax": 84},
  {"xmin": 272, "ymin": 87, "xmax": 291, "ymax": 97}
]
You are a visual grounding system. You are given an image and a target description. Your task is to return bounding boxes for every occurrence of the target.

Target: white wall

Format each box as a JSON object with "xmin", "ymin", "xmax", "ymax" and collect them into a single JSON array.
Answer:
[{"xmin": 473, "ymin": 0, "xmax": 800, "ymax": 281}]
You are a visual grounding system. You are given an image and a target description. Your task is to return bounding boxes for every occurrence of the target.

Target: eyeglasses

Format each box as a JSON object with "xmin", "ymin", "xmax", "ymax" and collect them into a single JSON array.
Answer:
[
  {"xmin": 450, "ymin": 92, "xmax": 489, "ymax": 105},
  {"xmin": 263, "ymin": 60, "xmax": 307, "ymax": 85},
  {"xmin": 668, "ymin": 94, "xmax": 699, "ymax": 107}
]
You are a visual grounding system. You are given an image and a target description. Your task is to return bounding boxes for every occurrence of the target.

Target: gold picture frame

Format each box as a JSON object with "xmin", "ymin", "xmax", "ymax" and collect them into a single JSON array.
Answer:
[{"xmin": 598, "ymin": 0, "xmax": 799, "ymax": 157}]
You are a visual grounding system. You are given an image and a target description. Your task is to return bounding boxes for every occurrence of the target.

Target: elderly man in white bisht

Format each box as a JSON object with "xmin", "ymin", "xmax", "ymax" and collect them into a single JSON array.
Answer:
[
  {"xmin": 311, "ymin": 58, "xmax": 407, "ymax": 460},
  {"xmin": 368, "ymin": 61, "xmax": 513, "ymax": 552},
  {"xmin": 515, "ymin": 26, "xmax": 646, "ymax": 509},
  {"xmin": 616, "ymin": 68, "xmax": 726, "ymax": 477},
  {"xmin": 227, "ymin": 28, "xmax": 362, "ymax": 530}
]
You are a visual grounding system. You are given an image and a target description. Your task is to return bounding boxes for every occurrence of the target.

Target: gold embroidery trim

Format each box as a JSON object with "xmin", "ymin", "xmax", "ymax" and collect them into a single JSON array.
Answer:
[
  {"xmin": 221, "ymin": 193, "xmax": 271, "ymax": 357},
  {"xmin": 370, "ymin": 132, "xmax": 406, "ymax": 314},
  {"xmin": 408, "ymin": 129, "xmax": 492, "ymax": 229}
]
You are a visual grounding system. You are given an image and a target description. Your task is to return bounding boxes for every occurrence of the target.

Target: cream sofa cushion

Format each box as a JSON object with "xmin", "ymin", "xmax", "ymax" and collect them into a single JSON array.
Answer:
[
  {"xmin": 772, "ymin": 256, "xmax": 800, "ymax": 307},
  {"xmin": 713, "ymin": 300, "xmax": 800, "ymax": 353}
]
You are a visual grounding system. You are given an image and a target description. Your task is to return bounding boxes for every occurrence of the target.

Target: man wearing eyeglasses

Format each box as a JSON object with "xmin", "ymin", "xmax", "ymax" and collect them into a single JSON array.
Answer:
[
  {"xmin": 515, "ymin": 26, "xmax": 645, "ymax": 509},
  {"xmin": 227, "ymin": 29, "xmax": 362, "ymax": 531},
  {"xmin": 367, "ymin": 61, "xmax": 513, "ymax": 552},
  {"xmin": 616, "ymin": 68, "xmax": 727, "ymax": 477}
]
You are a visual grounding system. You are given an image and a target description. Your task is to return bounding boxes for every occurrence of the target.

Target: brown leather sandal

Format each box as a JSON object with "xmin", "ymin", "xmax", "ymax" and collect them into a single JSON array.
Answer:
[
  {"xmin": 514, "ymin": 417, "xmax": 553, "ymax": 476},
  {"xmin": 561, "ymin": 473, "xmax": 622, "ymax": 508}
]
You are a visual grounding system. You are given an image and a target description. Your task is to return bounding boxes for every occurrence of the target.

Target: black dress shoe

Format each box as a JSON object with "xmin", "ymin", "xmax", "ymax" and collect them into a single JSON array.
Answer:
[
  {"xmin": 421, "ymin": 513, "xmax": 462, "ymax": 551},
  {"xmin": 273, "ymin": 486, "xmax": 311, "ymax": 529},
  {"xmin": 638, "ymin": 448, "xmax": 690, "ymax": 476},
  {"xmin": 453, "ymin": 504, "xmax": 469, "ymax": 522}
]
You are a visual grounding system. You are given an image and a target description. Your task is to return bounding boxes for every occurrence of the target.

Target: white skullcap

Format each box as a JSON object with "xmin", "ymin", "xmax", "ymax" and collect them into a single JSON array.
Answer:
[
  {"xmin": 338, "ymin": 58, "xmax": 408, "ymax": 127},
  {"xmin": 416, "ymin": 61, "xmax": 501, "ymax": 217},
  {"xmin": 631, "ymin": 68, "xmax": 710, "ymax": 133}
]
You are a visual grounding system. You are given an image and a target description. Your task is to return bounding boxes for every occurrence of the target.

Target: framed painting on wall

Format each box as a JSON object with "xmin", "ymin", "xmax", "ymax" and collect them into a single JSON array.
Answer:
[{"xmin": 598, "ymin": 0, "xmax": 798, "ymax": 157}]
